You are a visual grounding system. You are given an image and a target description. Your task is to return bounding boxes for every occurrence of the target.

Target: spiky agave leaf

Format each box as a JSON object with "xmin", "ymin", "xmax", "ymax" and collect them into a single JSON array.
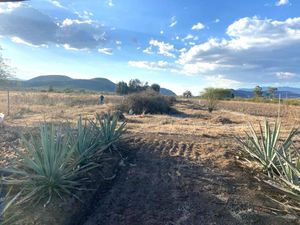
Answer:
[
  {"xmin": 92, "ymin": 112, "xmax": 126, "ymax": 149},
  {"xmin": 237, "ymin": 120, "xmax": 283, "ymax": 172},
  {"xmin": 0, "ymin": 122, "xmax": 99, "ymax": 207}
]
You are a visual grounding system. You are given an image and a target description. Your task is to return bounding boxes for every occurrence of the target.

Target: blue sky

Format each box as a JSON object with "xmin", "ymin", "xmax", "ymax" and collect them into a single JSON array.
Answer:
[{"xmin": 0, "ymin": 0, "xmax": 300, "ymax": 94}]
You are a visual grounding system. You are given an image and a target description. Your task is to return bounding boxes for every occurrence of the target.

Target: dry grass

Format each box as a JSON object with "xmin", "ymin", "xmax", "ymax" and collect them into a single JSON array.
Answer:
[
  {"xmin": 0, "ymin": 91, "xmax": 123, "ymax": 126},
  {"xmin": 1, "ymin": 91, "xmax": 300, "ymax": 141},
  {"xmin": 1, "ymin": 91, "xmax": 300, "ymax": 223}
]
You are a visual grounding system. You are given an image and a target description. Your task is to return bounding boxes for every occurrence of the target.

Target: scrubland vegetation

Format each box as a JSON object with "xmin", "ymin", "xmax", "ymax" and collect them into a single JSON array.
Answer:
[{"xmin": 1, "ymin": 90, "xmax": 300, "ymax": 224}]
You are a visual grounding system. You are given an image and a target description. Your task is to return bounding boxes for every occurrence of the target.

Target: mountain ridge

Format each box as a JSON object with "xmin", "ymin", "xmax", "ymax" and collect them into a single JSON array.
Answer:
[{"xmin": 3, "ymin": 75, "xmax": 177, "ymax": 96}]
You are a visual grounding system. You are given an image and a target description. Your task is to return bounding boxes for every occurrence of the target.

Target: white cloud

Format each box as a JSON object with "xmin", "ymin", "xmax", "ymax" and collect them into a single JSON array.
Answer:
[
  {"xmin": 63, "ymin": 44, "xmax": 86, "ymax": 51},
  {"xmin": 143, "ymin": 46, "xmax": 153, "ymax": 54},
  {"xmin": 0, "ymin": 2, "xmax": 22, "ymax": 13},
  {"xmin": 61, "ymin": 18, "xmax": 92, "ymax": 27},
  {"xmin": 98, "ymin": 48, "xmax": 113, "ymax": 55},
  {"xmin": 128, "ymin": 60, "xmax": 173, "ymax": 71},
  {"xmin": 276, "ymin": 0, "xmax": 289, "ymax": 6},
  {"xmin": 177, "ymin": 16, "xmax": 300, "ymax": 84},
  {"xmin": 170, "ymin": 21, "xmax": 177, "ymax": 27},
  {"xmin": 276, "ymin": 72, "xmax": 295, "ymax": 79},
  {"xmin": 48, "ymin": 0, "xmax": 64, "ymax": 8},
  {"xmin": 108, "ymin": 0, "xmax": 114, "ymax": 7},
  {"xmin": 214, "ymin": 19, "xmax": 220, "ymax": 23},
  {"xmin": 143, "ymin": 39, "xmax": 176, "ymax": 58},
  {"xmin": 205, "ymin": 75, "xmax": 241, "ymax": 88},
  {"xmin": 11, "ymin": 36, "xmax": 47, "ymax": 48},
  {"xmin": 169, "ymin": 16, "xmax": 177, "ymax": 27},
  {"xmin": 183, "ymin": 34, "xmax": 194, "ymax": 41},
  {"xmin": 160, "ymin": 30, "xmax": 164, "ymax": 34},
  {"xmin": 192, "ymin": 22, "xmax": 205, "ymax": 30}
]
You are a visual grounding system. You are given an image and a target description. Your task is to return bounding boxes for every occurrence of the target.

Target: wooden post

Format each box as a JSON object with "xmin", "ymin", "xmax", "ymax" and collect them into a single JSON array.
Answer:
[{"xmin": 7, "ymin": 89, "xmax": 10, "ymax": 116}]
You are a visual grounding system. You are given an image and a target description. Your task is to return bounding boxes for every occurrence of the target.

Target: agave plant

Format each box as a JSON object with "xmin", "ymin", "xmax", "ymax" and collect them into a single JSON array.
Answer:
[
  {"xmin": 273, "ymin": 147, "xmax": 300, "ymax": 199},
  {"xmin": 93, "ymin": 112, "xmax": 126, "ymax": 149},
  {"xmin": 236, "ymin": 120, "xmax": 298, "ymax": 174},
  {"xmin": 0, "ymin": 122, "xmax": 99, "ymax": 207},
  {"xmin": 69, "ymin": 116, "xmax": 101, "ymax": 162},
  {"xmin": 0, "ymin": 188, "xmax": 23, "ymax": 225}
]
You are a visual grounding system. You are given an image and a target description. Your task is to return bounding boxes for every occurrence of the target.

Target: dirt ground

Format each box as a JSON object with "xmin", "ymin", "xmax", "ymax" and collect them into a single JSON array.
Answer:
[
  {"xmin": 79, "ymin": 101, "xmax": 300, "ymax": 225},
  {"xmin": 1, "ymin": 93, "xmax": 300, "ymax": 224}
]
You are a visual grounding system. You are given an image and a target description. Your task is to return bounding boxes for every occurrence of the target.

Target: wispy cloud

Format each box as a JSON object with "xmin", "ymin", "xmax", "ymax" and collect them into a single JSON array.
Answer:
[
  {"xmin": 98, "ymin": 48, "xmax": 113, "ymax": 55},
  {"xmin": 276, "ymin": 72, "xmax": 295, "ymax": 79},
  {"xmin": 178, "ymin": 16, "xmax": 300, "ymax": 84},
  {"xmin": 128, "ymin": 60, "xmax": 173, "ymax": 71},
  {"xmin": 11, "ymin": 36, "xmax": 48, "ymax": 48},
  {"xmin": 192, "ymin": 22, "xmax": 205, "ymax": 30},
  {"xmin": 108, "ymin": 0, "xmax": 114, "ymax": 7},
  {"xmin": 276, "ymin": 0, "xmax": 289, "ymax": 6},
  {"xmin": 169, "ymin": 16, "xmax": 177, "ymax": 27},
  {"xmin": 48, "ymin": 0, "xmax": 65, "ymax": 9},
  {"xmin": 143, "ymin": 39, "xmax": 176, "ymax": 58}
]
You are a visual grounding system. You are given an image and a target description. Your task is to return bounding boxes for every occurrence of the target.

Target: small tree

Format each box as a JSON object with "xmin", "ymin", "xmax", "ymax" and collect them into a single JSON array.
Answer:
[
  {"xmin": 254, "ymin": 85, "xmax": 263, "ymax": 98},
  {"xmin": 128, "ymin": 79, "xmax": 143, "ymax": 93},
  {"xmin": 150, "ymin": 83, "xmax": 160, "ymax": 93},
  {"xmin": 183, "ymin": 90, "xmax": 192, "ymax": 98},
  {"xmin": 0, "ymin": 48, "xmax": 10, "ymax": 81},
  {"xmin": 268, "ymin": 87, "xmax": 277, "ymax": 99},
  {"xmin": 115, "ymin": 81, "xmax": 129, "ymax": 95},
  {"xmin": 0, "ymin": 47, "xmax": 12, "ymax": 116},
  {"xmin": 201, "ymin": 88, "xmax": 219, "ymax": 113}
]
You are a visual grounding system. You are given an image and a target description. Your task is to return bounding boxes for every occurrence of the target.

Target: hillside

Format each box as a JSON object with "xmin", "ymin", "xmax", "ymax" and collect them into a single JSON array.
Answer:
[
  {"xmin": 234, "ymin": 87, "xmax": 300, "ymax": 98},
  {"xmin": 3, "ymin": 75, "xmax": 177, "ymax": 96}
]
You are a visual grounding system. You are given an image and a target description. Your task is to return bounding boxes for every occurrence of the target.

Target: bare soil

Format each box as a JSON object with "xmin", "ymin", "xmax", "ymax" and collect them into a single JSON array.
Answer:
[
  {"xmin": 1, "ymin": 94, "xmax": 300, "ymax": 224},
  {"xmin": 80, "ymin": 134, "xmax": 299, "ymax": 225}
]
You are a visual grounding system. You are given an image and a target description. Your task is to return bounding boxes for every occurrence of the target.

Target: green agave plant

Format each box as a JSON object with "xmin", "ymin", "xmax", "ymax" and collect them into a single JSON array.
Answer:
[
  {"xmin": 93, "ymin": 112, "xmax": 127, "ymax": 149},
  {"xmin": 1, "ymin": 122, "xmax": 99, "ymax": 207},
  {"xmin": 273, "ymin": 147, "xmax": 300, "ymax": 199},
  {"xmin": 236, "ymin": 120, "xmax": 297, "ymax": 174},
  {"xmin": 0, "ymin": 188, "xmax": 23, "ymax": 225},
  {"xmin": 69, "ymin": 116, "xmax": 101, "ymax": 162},
  {"xmin": 237, "ymin": 119, "xmax": 300, "ymax": 202}
]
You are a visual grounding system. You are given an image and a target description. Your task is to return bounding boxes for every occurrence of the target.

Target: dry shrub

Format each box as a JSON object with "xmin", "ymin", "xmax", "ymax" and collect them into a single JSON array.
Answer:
[{"xmin": 117, "ymin": 90, "xmax": 176, "ymax": 114}]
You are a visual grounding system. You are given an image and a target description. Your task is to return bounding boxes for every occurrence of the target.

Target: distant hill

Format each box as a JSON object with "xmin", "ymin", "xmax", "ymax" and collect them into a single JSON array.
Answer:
[
  {"xmin": 234, "ymin": 87, "xmax": 300, "ymax": 98},
  {"xmin": 2, "ymin": 75, "xmax": 177, "ymax": 96}
]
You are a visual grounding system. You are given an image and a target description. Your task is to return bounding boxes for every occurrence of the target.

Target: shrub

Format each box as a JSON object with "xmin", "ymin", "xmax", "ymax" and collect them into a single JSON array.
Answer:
[
  {"xmin": 201, "ymin": 88, "xmax": 219, "ymax": 113},
  {"xmin": 117, "ymin": 90, "xmax": 176, "ymax": 114},
  {"xmin": 183, "ymin": 90, "xmax": 192, "ymax": 98}
]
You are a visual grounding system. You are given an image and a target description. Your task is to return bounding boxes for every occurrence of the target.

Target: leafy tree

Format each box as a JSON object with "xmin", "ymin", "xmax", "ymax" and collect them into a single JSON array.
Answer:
[
  {"xmin": 0, "ymin": 46, "xmax": 13, "ymax": 115},
  {"xmin": 201, "ymin": 88, "xmax": 219, "ymax": 113},
  {"xmin": 254, "ymin": 85, "xmax": 263, "ymax": 98},
  {"xmin": 0, "ymin": 48, "xmax": 11, "ymax": 81},
  {"xmin": 115, "ymin": 81, "xmax": 129, "ymax": 95},
  {"xmin": 268, "ymin": 87, "xmax": 277, "ymax": 99},
  {"xmin": 128, "ymin": 79, "xmax": 143, "ymax": 93},
  {"xmin": 201, "ymin": 88, "xmax": 233, "ymax": 100},
  {"xmin": 183, "ymin": 90, "xmax": 192, "ymax": 98},
  {"xmin": 151, "ymin": 83, "xmax": 160, "ymax": 93}
]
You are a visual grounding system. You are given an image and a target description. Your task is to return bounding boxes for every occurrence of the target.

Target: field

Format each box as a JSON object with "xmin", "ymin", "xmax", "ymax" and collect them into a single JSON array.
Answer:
[{"xmin": 1, "ymin": 91, "xmax": 300, "ymax": 225}]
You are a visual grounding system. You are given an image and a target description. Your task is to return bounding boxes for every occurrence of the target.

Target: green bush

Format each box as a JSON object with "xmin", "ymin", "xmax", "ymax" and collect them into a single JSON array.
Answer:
[{"xmin": 118, "ymin": 90, "xmax": 176, "ymax": 114}]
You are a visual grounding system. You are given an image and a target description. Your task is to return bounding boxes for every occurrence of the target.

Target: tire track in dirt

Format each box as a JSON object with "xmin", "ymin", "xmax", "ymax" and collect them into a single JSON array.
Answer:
[{"xmin": 82, "ymin": 135, "xmax": 300, "ymax": 225}]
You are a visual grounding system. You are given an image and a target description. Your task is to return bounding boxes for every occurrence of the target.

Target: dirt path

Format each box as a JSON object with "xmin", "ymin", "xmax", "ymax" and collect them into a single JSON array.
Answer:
[{"xmin": 81, "ymin": 135, "xmax": 300, "ymax": 225}]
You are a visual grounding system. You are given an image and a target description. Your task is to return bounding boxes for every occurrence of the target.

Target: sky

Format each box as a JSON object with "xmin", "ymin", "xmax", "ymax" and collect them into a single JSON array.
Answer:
[{"xmin": 0, "ymin": 0, "xmax": 300, "ymax": 95}]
